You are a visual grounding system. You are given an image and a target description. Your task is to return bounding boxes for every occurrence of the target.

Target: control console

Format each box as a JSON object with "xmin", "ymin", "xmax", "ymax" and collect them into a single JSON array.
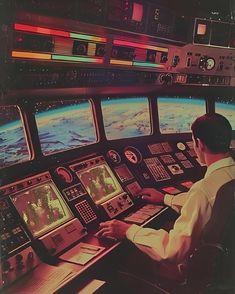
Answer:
[
  {"xmin": 101, "ymin": 192, "xmax": 133, "ymax": 218},
  {"xmin": 0, "ymin": 246, "xmax": 40, "ymax": 289}
]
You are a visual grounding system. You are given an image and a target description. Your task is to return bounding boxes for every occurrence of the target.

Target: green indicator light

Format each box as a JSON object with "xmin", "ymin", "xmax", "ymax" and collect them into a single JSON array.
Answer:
[
  {"xmin": 52, "ymin": 55, "xmax": 103, "ymax": 63},
  {"xmin": 133, "ymin": 62, "xmax": 164, "ymax": 68},
  {"xmin": 70, "ymin": 33, "xmax": 106, "ymax": 42}
]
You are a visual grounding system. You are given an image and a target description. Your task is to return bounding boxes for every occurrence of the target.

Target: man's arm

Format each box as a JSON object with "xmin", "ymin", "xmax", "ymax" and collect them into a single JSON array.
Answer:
[
  {"xmin": 97, "ymin": 182, "xmax": 211, "ymax": 263},
  {"xmin": 138, "ymin": 187, "xmax": 189, "ymax": 213}
]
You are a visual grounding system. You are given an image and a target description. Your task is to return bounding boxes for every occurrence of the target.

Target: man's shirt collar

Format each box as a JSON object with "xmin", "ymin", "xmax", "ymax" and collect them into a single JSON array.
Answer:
[{"xmin": 205, "ymin": 157, "xmax": 235, "ymax": 178}]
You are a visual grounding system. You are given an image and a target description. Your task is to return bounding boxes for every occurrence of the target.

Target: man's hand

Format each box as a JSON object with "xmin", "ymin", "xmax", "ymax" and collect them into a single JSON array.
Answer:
[
  {"xmin": 96, "ymin": 220, "xmax": 131, "ymax": 240},
  {"xmin": 138, "ymin": 188, "xmax": 165, "ymax": 204}
]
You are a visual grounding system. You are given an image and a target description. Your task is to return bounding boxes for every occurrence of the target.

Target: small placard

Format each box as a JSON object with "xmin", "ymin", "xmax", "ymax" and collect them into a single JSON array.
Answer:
[{"xmin": 60, "ymin": 242, "xmax": 105, "ymax": 265}]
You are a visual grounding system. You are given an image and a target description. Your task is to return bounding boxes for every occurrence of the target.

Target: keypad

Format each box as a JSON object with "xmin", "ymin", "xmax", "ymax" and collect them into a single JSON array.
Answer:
[
  {"xmin": 144, "ymin": 157, "xmax": 171, "ymax": 181},
  {"xmin": 160, "ymin": 154, "xmax": 175, "ymax": 164},
  {"xmin": 63, "ymin": 184, "xmax": 86, "ymax": 201},
  {"xmin": 75, "ymin": 200, "xmax": 97, "ymax": 224},
  {"xmin": 181, "ymin": 160, "xmax": 194, "ymax": 168}
]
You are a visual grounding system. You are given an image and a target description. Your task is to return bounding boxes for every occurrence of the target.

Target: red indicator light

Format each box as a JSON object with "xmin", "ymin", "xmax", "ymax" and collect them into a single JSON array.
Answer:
[
  {"xmin": 181, "ymin": 181, "xmax": 193, "ymax": 188},
  {"xmin": 132, "ymin": 3, "xmax": 143, "ymax": 22},
  {"xmin": 162, "ymin": 186, "xmax": 180, "ymax": 195},
  {"xmin": 14, "ymin": 23, "xmax": 70, "ymax": 38},
  {"xmin": 15, "ymin": 35, "xmax": 23, "ymax": 42}
]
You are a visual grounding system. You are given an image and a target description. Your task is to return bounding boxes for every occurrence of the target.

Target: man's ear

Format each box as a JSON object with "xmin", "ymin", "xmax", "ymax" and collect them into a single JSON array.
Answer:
[{"xmin": 197, "ymin": 138, "xmax": 206, "ymax": 151}]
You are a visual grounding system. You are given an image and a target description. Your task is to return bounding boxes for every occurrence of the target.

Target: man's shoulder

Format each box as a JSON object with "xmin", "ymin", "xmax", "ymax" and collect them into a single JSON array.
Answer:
[{"xmin": 199, "ymin": 168, "xmax": 234, "ymax": 200}]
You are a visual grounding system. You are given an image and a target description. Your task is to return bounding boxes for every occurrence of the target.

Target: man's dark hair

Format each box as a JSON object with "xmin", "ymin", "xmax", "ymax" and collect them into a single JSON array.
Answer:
[{"xmin": 191, "ymin": 113, "xmax": 232, "ymax": 153}]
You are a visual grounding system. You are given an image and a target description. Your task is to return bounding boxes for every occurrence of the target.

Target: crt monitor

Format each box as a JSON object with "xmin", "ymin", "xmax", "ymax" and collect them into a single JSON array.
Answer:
[
  {"xmin": 10, "ymin": 181, "xmax": 73, "ymax": 238},
  {"xmin": 77, "ymin": 162, "xmax": 124, "ymax": 205}
]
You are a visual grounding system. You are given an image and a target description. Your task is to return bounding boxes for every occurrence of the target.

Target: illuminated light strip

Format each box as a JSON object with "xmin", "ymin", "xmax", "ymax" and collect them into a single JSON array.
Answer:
[
  {"xmin": 133, "ymin": 61, "xmax": 165, "ymax": 68},
  {"xmin": 113, "ymin": 40, "xmax": 168, "ymax": 52},
  {"xmin": 14, "ymin": 23, "xmax": 106, "ymax": 43},
  {"xmin": 14, "ymin": 23, "xmax": 70, "ymax": 37},
  {"xmin": 52, "ymin": 54, "xmax": 103, "ymax": 63},
  {"xmin": 70, "ymin": 33, "xmax": 106, "ymax": 42},
  {"xmin": 110, "ymin": 59, "xmax": 133, "ymax": 66},
  {"xmin": 12, "ymin": 50, "xmax": 51, "ymax": 60}
]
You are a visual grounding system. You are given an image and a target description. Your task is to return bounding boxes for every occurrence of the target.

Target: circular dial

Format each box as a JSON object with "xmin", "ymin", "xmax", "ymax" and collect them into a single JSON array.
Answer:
[
  {"xmin": 124, "ymin": 146, "xmax": 142, "ymax": 164},
  {"xmin": 206, "ymin": 58, "xmax": 215, "ymax": 70},
  {"xmin": 106, "ymin": 150, "xmax": 121, "ymax": 164},
  {"xmin": 55, "ymin": 167, "xmax": 73, "ymax": 183},
  {"xmin": 199, "ymin": 56, "xmax": 215, "ymax": 71}
]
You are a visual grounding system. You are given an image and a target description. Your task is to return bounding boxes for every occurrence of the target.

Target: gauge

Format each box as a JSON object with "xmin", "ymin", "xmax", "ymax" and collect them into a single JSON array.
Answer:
[
  {"xmin": 55, "ymin": 167, "xmax": 73, "ymax": 183},
  {"xmin": 199, "ymin": 56, "xmax": 215, "ymax": 71},
  {"xmin": 206, "ymin": 57, "xmax": 215, "ymax": 70},
  {"xmin": 124, "ymin": 146, "xmax": 142, "ymax": 164},
  {"xmin": 177, "ymin": 142, "xmax": 186, "ymax": 151},
  {"xmin": 106, "ymin": 150, "xmax": 121, "ymax": 164}
]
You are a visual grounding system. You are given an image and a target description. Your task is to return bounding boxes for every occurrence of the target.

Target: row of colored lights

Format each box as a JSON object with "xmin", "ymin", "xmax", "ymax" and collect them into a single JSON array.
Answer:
[
  {"xmin": 11, "ymin": 51, "xmax": 164, "ymax": 68},
  {"xmin": 11, "ymin": 51, "xmax": 103, "ymax": 63},
  {"xmin": 110, "ymin": 59, "xmax": 165, "ymax": 68},
  {"xmin": 14, "ymin": 23, "xmax": 107, "ymax": 43},
  {"xmin": 13, "ymin": 23, "xmax": 168, "ymax": 68}
]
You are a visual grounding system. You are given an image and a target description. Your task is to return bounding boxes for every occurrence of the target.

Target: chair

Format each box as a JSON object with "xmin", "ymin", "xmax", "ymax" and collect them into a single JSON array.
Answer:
[
  {"xmin": 107, "ymin": 179, "xmax": 235, "ymax": 294},
  {"xmin": 185, "ymin": 179, "xmax": 235, "ymax": 293}
]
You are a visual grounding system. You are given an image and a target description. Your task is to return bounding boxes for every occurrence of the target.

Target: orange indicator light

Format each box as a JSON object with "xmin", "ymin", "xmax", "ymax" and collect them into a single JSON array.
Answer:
[{"xmin": 12, "ymin": 51, "xmax": 51, "ymax": 60}]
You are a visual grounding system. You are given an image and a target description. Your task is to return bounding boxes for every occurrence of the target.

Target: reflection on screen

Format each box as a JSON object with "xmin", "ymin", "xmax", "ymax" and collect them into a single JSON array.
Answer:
[
  {"xmin": 158, "ymin": 97, "xmax": 206, "ymax": 133},
  {"xmin": 34, "ymin": 100, "xmax": 97, "ymax": 155},
  {"xmin": 0, "ymin": 106, "xmax": 30, "ymax": 169},
  {"xmin": 215, "ymin": 98, "xmax": 235, "ymax": 130},
  {"xmin": 10, "ymin": 182, "xmax": 73, "ymax": 237},
  {"xmin": 77, "ymin": 164, "xmax": 123, "ymax": 204},
  {"xmin": 101, "ymin": 97, "xmax": 151, "ymax": 140}
]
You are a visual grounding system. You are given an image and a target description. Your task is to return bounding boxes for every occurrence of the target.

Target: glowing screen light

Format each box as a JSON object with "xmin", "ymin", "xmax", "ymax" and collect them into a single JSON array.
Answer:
[
  {"xmin": 10, "ymin": 181, "xmax": 73, "ymax": 238},
  {"xmin": 34, "ymin": 99, "xmax": 97, "ymax": 155},
  {"xmin": 0, "ymin": 106, "xmax": 30, "ymax": 169},
  {"xmin": 158, "ymin": 97, "xmax": 206, "ymax": 134},
  {"xmin": 215, "ymin": 98, "xmax": 235, "ymax": 129},
  {"xmin": 77, "ymin": 162, "xmax": 124, "ymax": 205},
  {"xmin": 101, "ymin": 97, "xmax": 151, "ymax": 140}
]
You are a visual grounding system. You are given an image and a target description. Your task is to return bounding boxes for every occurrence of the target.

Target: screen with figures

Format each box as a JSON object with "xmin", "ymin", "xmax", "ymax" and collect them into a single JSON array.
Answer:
[
  {"xmin": 10, "ymin": 181, "xmax": 73, "ymax": 238},
  {"xmin": 77, "ymin": 163, "xmax": 124, "ymax": 205}
]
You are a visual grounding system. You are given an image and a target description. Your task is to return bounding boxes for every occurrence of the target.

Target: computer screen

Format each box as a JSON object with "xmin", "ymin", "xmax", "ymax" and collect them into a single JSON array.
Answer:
[
  {"xmin": 158, "ymin": 97, "xmax": 206, "ymax": 133},
  {"xmin": 101, "ymin": 97, "xmax": 151, "ymax": 140},
  {"xmin": 10, "ymin": 181, "xmax": 73, "ymax": 238},
  {"xmin": 34, "ymin": 99, "xmax": 97, "ymax": 155},
  {"xmin": 0, "ymin": 105, "xmax": 30, "ymax": 169},
  {"xmin": 77, "ymin": 162, "xmax": 124, "ymax": 205},
  {"xmin": 215, "ymin": 98, "xmax": 235, "ymax": 130}
]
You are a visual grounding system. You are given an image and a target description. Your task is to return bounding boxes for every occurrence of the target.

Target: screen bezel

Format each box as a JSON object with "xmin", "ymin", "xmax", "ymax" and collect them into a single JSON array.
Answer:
[
  {"xmin": 76, "ymin": 162, "xmax": 124, "ymax": 205},
  {"xmin": 10, "ymin": 180, "xmax": 73, "ymax": 238}
]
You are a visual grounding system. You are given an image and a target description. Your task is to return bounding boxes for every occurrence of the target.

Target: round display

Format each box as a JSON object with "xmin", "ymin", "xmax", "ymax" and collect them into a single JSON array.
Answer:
[
  {"xmin": 106, "ymin": 150, "xmax": 121, "ymax": 164},
  {"xmin": 55, "ymin": 167, "xmax": 73, "ymax": 183},
  {"xmin": 206, "ymin": 58, "xmax": 215, "ymax": 70},
  {"xmin": 124, "ymin": 146, "xmax": 142, "ymax": 164},
  {"xmin": 177, "ymin": 142, "xmax": 186, "ymax": 151}
]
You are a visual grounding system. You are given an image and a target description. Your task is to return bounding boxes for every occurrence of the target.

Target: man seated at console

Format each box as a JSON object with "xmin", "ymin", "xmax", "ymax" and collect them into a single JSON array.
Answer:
[{"xmin": 96, "ymin": 113, "xmax": 235, "ymax": 282}]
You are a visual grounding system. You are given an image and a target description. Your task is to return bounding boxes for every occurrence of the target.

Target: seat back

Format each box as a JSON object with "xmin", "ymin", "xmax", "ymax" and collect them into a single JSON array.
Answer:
[{"xmin": 187, "ymin": 179, "xmax": 235, "ymax": 290}]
